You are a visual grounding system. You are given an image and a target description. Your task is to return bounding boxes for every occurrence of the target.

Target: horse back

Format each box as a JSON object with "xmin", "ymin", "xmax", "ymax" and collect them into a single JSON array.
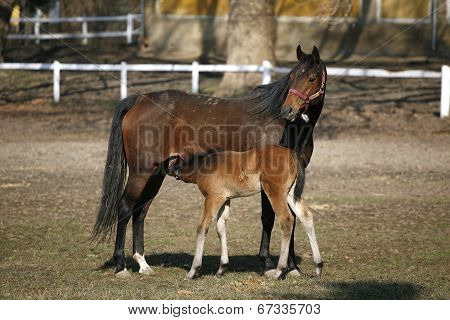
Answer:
[{"xmin": 121, "ymin": 90, "xmax": 286, "ymax": 175}]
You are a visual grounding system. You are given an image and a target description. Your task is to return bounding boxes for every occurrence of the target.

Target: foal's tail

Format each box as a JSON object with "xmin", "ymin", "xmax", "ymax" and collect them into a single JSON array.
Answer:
[
  {"xmin": 91, "ymin": 95, "xmax": 138, "ymax": 242},
  {"xmin": 292, "ymin": 160, "xmax": 306, "ymax": 202}
]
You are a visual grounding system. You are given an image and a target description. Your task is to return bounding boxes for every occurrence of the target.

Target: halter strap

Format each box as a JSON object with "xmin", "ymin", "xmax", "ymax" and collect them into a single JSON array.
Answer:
[{"xmin": 288, "ymin": 65, "xmax": 326, "ymax": 104}]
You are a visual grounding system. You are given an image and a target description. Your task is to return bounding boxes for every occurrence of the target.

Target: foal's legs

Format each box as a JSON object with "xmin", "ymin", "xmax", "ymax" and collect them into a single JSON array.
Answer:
[
  {"xmin": 215, "ymin": 200, "xmax": 230, "ymax": 276},
  {"xmin": 260, "ymin": 192, "xmax": 299, "ymax": 271},
  {"xmin": 287, "ymin": 197, "xmax": 323, "ymax": 277},
  {"xmin": 187, "ymin": 196, "xmax": 226, "ymax": 279},
  {"xmin": 132, "ymin": 171, "xmax": 165, "ymax": 275},
  {"xmin": 262, "ymin": 189, "xmax": 295, "ymax": 279}
]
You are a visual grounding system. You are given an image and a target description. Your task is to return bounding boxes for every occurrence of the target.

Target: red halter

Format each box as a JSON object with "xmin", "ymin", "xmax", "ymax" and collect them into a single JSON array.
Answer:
[{"xmin": 288, "ymin": 66, "xmax": 327, "ymax": 105}]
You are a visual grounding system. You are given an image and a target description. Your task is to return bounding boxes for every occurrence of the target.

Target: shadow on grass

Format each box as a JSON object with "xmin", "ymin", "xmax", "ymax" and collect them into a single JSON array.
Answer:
[
  {"xmin": 280, "ymin": 281, "xmax": 423, "ymax": 300},
  {"xmin": 149, "ymin": 253, "xmax": 267, "ymax": 274},
  {"xmin": 97, "ymin": 254, "xmax": 422, "ymax": 299},
  {"xmin": 98, "ymin": 252, "xmax": 275, "ymax": 274}
]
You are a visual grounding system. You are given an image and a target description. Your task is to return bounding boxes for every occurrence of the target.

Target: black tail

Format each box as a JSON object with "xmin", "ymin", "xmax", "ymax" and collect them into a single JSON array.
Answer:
[
  {"xmin": 91, "ymin": 95, "xmax": 138, "ymax": 242},
  {"xmin": 293, "ymin": 161, "xmax": 306, "ymax": 202}
]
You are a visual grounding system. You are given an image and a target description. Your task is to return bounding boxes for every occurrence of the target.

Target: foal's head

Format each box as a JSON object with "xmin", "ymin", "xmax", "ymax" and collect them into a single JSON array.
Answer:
[{"xmin": 281, "ymin": 45, "xmax": 327, "ymax": 122}]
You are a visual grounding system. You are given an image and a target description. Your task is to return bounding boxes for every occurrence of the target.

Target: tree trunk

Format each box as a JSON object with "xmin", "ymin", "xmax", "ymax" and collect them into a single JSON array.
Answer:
[
  {"xmin": 139, "ymin": 0, "xmax": 157, "ymax": 54},
  {"xmin": 214, "ymin": 0, "xmax": 276, "ymax": 97},
  {"xmin": 0, "ymin": 2, "xmax": 14, "ymax": 62}
]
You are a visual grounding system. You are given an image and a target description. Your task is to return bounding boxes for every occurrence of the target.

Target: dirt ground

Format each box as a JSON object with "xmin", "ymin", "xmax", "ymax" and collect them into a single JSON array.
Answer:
[{"xmin": 0, "ymin": 63, "xmax": 449, "ymax": 299}]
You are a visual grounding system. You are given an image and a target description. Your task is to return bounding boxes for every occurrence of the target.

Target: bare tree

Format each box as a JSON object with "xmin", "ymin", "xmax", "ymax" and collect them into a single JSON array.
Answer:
[
  {"xmin": 139, "ymin": 0, "xmax": 157, "ymax": 53},
  {"xmin": 214, "ymin": 0, "xmax": 276, "ymax": 97}
]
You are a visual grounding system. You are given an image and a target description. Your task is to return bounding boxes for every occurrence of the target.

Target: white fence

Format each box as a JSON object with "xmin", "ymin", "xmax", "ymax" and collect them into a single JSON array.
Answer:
[
  {"xmin": 8, "ymin": 14, "xmax": 143, "ymax": 44},
  {"xmin": 0, "ymin": 61, "xmax": 449, "ymax": 118}
]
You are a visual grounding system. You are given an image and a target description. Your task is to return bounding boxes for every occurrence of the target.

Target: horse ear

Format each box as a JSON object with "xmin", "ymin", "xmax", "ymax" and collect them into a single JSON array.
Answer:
[
  {"xmin": 296, "ymin": 45, "xmax": 305, "ymax": 62},
  {"xmin": 312, "ymin": 46, "xmax": 320, "ymax": 64}
]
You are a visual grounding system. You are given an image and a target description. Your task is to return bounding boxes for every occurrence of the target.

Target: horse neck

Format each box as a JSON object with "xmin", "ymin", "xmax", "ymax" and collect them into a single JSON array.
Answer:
[{"xmin": 307, "ymin": 98, "xmax": 325, "ymax": 126}]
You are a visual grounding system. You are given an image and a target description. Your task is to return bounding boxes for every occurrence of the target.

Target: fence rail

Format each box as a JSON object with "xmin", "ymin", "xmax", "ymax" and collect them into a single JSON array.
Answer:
[
  {"xmin": 7, "ymin": 14, "xmax": 143, "ymax": 44},
  {"xmin": 0, "ymin": 61, "xmax": 448, "ymax": 118}
]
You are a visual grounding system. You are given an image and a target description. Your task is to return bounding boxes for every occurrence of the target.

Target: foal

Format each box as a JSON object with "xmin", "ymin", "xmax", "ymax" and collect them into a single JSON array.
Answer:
[{"xmin": 166, "ymin": 145, "xmax": 323, "ymax": 279}]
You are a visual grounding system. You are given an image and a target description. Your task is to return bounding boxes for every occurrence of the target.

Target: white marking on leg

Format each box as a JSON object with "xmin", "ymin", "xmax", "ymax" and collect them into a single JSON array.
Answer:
[
  {"xmin": 276, "ymin": 215, "xmax": 293, "ymax": 278},
  {"xmin": 187, "ymin": 198, "xmax": 225, "ymax": 279},
  {"xmin": 287, "ymin": 193, "xmax": 323, "ymax": 277},
  {"xmin": 216, "ymin": 201, "xmax": 230, "ymax": 275},
  {"xmin": 298, "ymin": 201, "xmax": 322, "ymax": 265},
  {"xmin": 133, "ymin": 252, "xmax": 155, "ymax": 275},
  {"xmin": 187, "ymin": 229, "xmax": 206, "ymax": 279},
  {"xmin": 265, "ymin": 224, "xmax": 291, "ymax": 280}
]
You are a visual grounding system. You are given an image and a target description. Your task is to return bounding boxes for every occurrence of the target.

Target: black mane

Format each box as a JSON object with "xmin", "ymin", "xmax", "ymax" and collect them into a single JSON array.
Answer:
[
  {"xmin": 244, "ymin": 71, "xmax": 293, "ymax": 117},
  {"xmin": 244, "ymin": 55, "xmax": 323, "ymax": 118}
]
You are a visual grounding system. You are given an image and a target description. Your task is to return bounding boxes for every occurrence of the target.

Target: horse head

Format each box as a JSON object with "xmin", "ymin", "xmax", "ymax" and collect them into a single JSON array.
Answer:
[{"xmin": 281, "ymin": 45, "xmax": 327, "ymax": 122}]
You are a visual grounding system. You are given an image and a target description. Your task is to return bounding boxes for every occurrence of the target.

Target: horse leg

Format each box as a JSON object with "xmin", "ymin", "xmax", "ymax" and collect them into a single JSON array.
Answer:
[
  {"xmin": 260, "ymin": 192, "xmax": 299, "ymax": 271},
  {"xmin": 114, "ymin": 198, "xmax": 132, "ymax": 278},
  {"xmin": 287, "ymin": 197, "xmax": 323, "ymax": 278},
  {"xmin": 187, "ymin": 196, "xmax": 225, "ymax": 279},
  {"xmin": 132, "ymin": 171, "xmax": 165, "ymax": 276},
  {"xmin": 288, "ymin": 218, "xmax": 301, "ymax": 273},
  {"xmin": 215, "ymin": 200, "xmax": 230, "ymax": 276},
  {"xmin": 113, "ymin": 174, "xmax": 151, "ymax": 277},
  {"xmin": 263, "ymin": 192, "xmax": 294, "ymax": 280},
  {"xmin": 259, "ymin": 191, "xmax": 275, "ymax": 269}
]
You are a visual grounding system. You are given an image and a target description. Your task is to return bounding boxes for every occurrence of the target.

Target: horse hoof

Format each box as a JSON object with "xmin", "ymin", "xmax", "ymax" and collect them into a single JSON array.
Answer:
[
  {"xmin": 115, "ymin": 268, "xmax": 131, "ymax": 279},
  {"xmin": 186, "ymin": 271, "xmax": 197, "ymax": 280},
  {"xmin": 139, "ymin": 267, "xmax": 156, "ymax": 276},
  {"xmin": 215, "ymin": 269, "xmax": 226, "ymax": 277},
  {"xmin": 315, "ymin": 268, "xmax": 323, "ymax": 279},
  {"xmin": 264, "ymin": 269, "xmax": 282, "ymax": 279},
  {"xmin": 288, "ymin": 269, "xmax": 302, "ymax": 277},
  {"xmin": 315, "ymin": 262, "xmax": 323, "ymax": 279},
  {"xmin": 260, "ymin": 258, "xmax": 275, "ymax": 270},
  {"xmin": 215, "ymin": 264, "xmax": 228, "ymax": 277}
]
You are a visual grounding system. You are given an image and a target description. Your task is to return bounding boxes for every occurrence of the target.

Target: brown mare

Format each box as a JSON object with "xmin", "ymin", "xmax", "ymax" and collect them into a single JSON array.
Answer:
[
  {"xmin": 92, "ymin": 45, "xmax": 327, "ymax": 278},
  {"xmin": 165, "ymin": 145, "xmax": 323, "ymax": 279}
]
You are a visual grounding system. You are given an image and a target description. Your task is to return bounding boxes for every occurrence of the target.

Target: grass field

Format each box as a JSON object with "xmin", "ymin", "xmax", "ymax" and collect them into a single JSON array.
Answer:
[{"xmin": 0, "ymin": 71, "xmax": 449, "ymax": 299}]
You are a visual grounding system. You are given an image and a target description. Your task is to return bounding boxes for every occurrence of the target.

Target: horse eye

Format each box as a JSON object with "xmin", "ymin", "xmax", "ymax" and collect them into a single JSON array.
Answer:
[{"xmin": 308, "ymin": 77, "xmax": 316, "ymax": 83}]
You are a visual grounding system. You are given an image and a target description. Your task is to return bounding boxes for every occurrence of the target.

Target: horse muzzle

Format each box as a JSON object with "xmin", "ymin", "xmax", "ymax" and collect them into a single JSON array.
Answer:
[
  {"xmin": 281, "ymin": 104, "xmax": 308, "ymax": 122},
  {"xmin": 280, "ymin": 106, "xmax": 298, "ymax": 122}
]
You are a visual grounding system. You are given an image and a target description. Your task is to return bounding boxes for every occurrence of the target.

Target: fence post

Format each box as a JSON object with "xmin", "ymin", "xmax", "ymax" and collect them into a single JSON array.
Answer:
[
  {"xmin": 53, "ymin": 60, "xmax": 60, "ymax": 103},
  {"xmin": 139, "ymin": 13, "xmax": 144, "ymax": 37},
  {"xmin": 126, "ymin": 14, "xmax": 133, "ymax": 44},
  {"xmin": 34, "ymin": 11, "xmax": 41, "ymax": 44},
  {"xmin": 441, "ymin": 65, "xmax": 450, "ymax": 118},
  {"xmin": 82, "ymin": 18, "xmax": 88, "ymax": 45},
  {"xmin": 120, "ymin": 61, "xmax": 127, "ymax": 100},
  {"xmin": 262, "ymin": 60, "xmax": 272, "ymax": 84},
  {"xmin": 192, "ymin": 61, "xmax": 199, "ymax": 94}
]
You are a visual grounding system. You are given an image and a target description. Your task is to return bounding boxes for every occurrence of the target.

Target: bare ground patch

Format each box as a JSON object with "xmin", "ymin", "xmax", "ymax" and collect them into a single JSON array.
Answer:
[{"xmin": 0, "ymin": 71, "xmax": 449, "ymax": 299}]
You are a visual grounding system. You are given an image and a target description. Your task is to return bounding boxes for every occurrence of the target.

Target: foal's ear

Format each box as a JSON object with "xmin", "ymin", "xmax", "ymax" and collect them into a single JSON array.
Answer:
[
  {"xmin": 296, "ymin": 45, "xmax": 305, "ymax": 62},
  {"xmin": 312, "ymin": 46, "xmax": 321, "ymax": 64}
]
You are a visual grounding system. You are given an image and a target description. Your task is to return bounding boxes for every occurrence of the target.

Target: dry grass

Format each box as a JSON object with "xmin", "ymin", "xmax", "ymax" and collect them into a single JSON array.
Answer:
[
  {"xmin": 0, "ymin": 136, "xmax": 448, "ymax": 299},
  {"xmin": 0, "ymin": 71, "xmax": 449, "ymax": 300}
]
